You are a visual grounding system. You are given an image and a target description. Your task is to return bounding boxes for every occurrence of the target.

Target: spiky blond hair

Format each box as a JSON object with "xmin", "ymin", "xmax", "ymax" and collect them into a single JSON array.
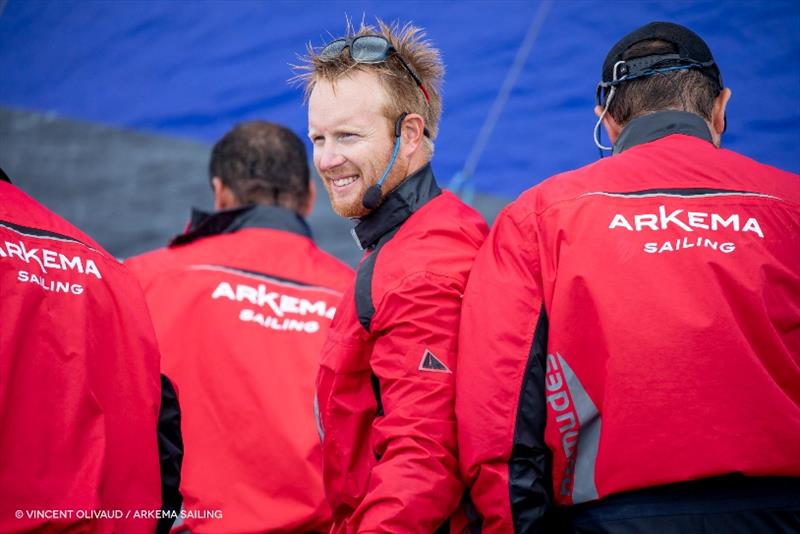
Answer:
[{"xmin": 295, "ymin": 19, "xmax": 444, "ymax": 153}]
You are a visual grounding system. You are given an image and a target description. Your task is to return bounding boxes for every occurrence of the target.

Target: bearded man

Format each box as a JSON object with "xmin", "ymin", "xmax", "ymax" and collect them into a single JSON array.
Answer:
[{"xmin": 301, "ymin": 20, "xmax": 489, "ymax": 533}]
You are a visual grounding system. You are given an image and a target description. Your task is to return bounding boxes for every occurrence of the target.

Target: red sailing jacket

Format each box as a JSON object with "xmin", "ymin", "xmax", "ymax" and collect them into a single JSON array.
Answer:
[
  {"xmin": 316, "ymin": 164, "xmax": 489, "ymax": 533},
  {"xmin": 0, "ymin": 179, "xmax": 162, "ymax": 533},
  {"xmin": 127, "ymin": 204, "xmax": 352, "ymax": 534},
  {"xmin": 456, "ymin": 112, "xmax": 800, "ymax": 532}
]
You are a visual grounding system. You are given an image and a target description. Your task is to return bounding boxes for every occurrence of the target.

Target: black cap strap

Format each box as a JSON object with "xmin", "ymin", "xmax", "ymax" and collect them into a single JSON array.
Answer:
[
  {"xmin": 600, "ymin": 54, "xmax": 717, "ymax": 89},
  {"xmin": 597, "ymin": 53, "xmax": 720, "ymax": 107}
]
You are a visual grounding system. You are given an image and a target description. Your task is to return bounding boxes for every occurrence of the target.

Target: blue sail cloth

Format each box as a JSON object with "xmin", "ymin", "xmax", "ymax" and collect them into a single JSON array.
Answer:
[{"xmin": 1, "ymin": 0, "xmax": 798, "ymax": 198}]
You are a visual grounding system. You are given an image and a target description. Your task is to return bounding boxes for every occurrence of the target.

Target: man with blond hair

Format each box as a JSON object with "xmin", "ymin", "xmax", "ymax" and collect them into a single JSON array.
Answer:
[{"xmin": 300, "ymin": 20, "xmax": 488, "ymax": 532}]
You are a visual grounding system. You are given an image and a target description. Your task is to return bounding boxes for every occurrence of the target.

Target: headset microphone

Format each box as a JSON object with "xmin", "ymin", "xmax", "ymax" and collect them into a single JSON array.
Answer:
[
  {"xmin": 362, "ymin": 112, "xmax": 408, "ymax": 210},
  {"xmin": 361, "ymin": 185, "xmax": 383, "ymax": 211}
]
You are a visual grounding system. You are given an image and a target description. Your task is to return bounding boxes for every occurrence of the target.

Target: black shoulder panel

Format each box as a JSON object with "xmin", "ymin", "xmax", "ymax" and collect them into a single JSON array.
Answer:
[
  {"xmin": 354, "ymin": 225, "xmax": 402, "ymax": 332},
  {"xmin": 509, "ymin": 305, "xmax": 554, "ymax": 532},
  {"xmin": 356, "ymin": 250, "xmax": 378, "ymax": 332},
  {"xmin": 157, "ymin": 374, "xmax": 184, "ymax": 534}
]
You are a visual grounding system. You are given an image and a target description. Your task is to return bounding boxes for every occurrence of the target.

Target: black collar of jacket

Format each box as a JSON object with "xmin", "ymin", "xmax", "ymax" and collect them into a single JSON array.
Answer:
[
  {"xmin": 170, "ymin": 204, "xmax": 311, "ymax": 247},
  {"xmin": 352, "ymin": 162, "xmax": 442, "ymax": 251},
  {"xmin": 613, "ymin": 111, "xmax": 714, "ymax": 155}
]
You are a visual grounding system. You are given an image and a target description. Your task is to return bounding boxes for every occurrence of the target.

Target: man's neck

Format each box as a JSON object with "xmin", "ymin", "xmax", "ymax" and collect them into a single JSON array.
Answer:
[{"xmin": 614, "ymin": 111, "xmax": 714, "ymax": 154}]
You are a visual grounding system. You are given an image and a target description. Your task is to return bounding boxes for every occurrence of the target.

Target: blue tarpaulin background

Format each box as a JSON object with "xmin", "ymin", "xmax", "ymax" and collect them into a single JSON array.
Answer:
[{"xmin": 2, "ymin": 0, "xmax": 798, "ymax": 200}]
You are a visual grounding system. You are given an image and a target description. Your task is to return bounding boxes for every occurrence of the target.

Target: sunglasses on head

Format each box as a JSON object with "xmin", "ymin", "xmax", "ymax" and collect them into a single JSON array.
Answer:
[{"xmin": 319, "ymin": 35, "xmax": 430, "ymax": 104}]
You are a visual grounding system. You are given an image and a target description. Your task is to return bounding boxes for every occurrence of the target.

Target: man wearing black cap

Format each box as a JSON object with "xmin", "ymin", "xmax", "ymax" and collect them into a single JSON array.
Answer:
[{"xmin": 457, "ymin": 21, "xmax": 800, "ymax": 533}]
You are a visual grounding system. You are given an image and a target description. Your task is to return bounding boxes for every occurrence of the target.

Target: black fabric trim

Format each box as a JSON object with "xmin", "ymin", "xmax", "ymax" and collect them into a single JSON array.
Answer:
[
  {"xmin": 352, "ymin": 163, "xmax": 441, "ymax": 250},
  {"xmin": 509, "ymin": 305, "xmax": 553, "ymax": 532},
  {"xmin": 0, "ymin": 167, "xmax": 11, "ymax": 183},
  {"xmin": 0, "ymin": 218, "xmax": 87, "ymax": 247},
  {"xmin": 171, "ymin": 204, "xmax": 311, "ymax": 246},
  {"xmin": 355, "ymin": 251, "xmax": 378, "ymax": 332},
  {"xmin": 355, "ymin": 225, "xmax": 402, "ymax": 332},
  {"xmin": 371, "ymin": 372, "xmax": 383, "ymax": 462},
  {"xmin": 370, "ymin": 373, "xmax": 384, "ymax": 418},
  {"xmin": 602, "ymin": 187, "xmax": 760, "ymax": 197},
  {"xmin": 156, "ymin": 374, "xmax": 183, "ymax": 534},
  {"xmin": 459, "ymin": 489, "xmax": 484, "ymax": 534},
  {"xmin": 355, "ymin": 250, "xmax": 378, "ymax": 332},
  {"xmin": 613, "ymin": 111, "xmax": 713, "ymax": 155},
  {"xmin": 434, "ymin": 519, "xmax": 451, "ymax": 534},
  {"xmin": 569, "ymin": 475, "xmax": 800, "ymax": 528}
]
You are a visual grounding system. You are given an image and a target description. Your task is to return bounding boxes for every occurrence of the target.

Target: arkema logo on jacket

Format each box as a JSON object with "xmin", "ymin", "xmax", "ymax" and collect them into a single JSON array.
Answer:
[
  {"xmin": 1, "ymin": 239, "xmax": 103, "ymax": 278},
  {"xmin": 1, "ymin": 238, "xmax": 102, "ymax": 295},
  {"xmin": 210, "ymin": 278, "xmax": 336, "ymax": 334},
  {"xmin": 608, "ymin": 205, "xmax": 764, "ymax": 255}
]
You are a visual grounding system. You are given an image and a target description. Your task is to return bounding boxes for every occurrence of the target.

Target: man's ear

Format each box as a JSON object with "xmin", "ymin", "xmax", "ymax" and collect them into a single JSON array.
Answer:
[
  {"xmin": 595, "ymin": 105, "xmax": 622, "ymax": 145},
  {"xmin": 399, "ymin": 113, "xmax": 426, "ymax": 158},
  {"xmin": 212, "ymin": 177, "xmax": 238, "ymax": 211},
  {"xmin": 301, "ymin": 179, "xmax": 316, "ymax": 218},
  {"xmin": 712, "ymin": 88, "xmax": 732, "ymax": 138}
]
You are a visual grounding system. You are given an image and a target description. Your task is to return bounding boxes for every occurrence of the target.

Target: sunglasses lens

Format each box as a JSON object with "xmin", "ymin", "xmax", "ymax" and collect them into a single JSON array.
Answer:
[
  {"xmin": 320, "ymin": 39, "xmax": 347, "ymax": 59},
  {"xmin": 351, "ymin": 35, "xmax": 392, "ymax": 63}
]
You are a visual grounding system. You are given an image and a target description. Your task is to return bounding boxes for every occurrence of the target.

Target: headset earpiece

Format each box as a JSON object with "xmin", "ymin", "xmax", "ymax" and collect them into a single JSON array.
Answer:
[
  {"xmin": 394, "ymin": 112, "xmax": 408, "ymax": 137},
  {"xmin": 362, "ymin": 113, "xmax": 408, "ymax": 210}
]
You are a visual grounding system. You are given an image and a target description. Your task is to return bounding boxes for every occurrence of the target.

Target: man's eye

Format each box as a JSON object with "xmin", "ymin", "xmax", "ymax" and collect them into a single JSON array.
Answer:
[{"xmin": 339, "ymin": 133, "xmax": 356, "ymax": 140}]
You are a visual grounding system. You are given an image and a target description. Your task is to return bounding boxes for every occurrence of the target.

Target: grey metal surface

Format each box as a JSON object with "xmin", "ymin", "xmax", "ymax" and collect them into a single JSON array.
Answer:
[{"xmin": 1, "ymin": 106, "xmax": 509, "ymax": 267}]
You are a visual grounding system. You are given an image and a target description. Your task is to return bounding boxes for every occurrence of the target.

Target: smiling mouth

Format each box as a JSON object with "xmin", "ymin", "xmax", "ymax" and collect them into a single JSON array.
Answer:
[{"xmin": 330, "ymin": 175, "xmax": 359, "ymax": 188}]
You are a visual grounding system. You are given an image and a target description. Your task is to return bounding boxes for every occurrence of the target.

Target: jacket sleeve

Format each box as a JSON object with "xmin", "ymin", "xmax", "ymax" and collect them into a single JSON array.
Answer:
[
  {"xmin": 156, "ymin": 373, "xmax": 184, "ymax": 534},
  {"xmin": 347, "ymin": 271, "xmax": 465, "ymax": 533},
  {"xmin": 456, "ymin": 208, "xmax": 553, "ymax": 533}
]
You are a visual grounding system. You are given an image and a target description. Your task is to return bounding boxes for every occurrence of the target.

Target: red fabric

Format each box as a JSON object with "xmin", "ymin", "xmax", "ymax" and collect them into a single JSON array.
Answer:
[
  {"xmin": 127, "ymin": 224, "xmax": 352, "ymax": 533},
  {"xmin": 317, "ymin": 191, "xmax": 488, "ymax": 533},
  {"xmin": 457, "ymin": 134, "xmax": 800, "ymax": 531},
  {"xmin": 0, "ymin": 181, "xmax": 162, "ymax": 533}
]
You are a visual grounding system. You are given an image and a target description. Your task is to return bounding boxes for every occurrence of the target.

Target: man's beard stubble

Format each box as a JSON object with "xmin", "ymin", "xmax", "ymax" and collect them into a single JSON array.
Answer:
[{"xmin": 325, "ymin": 154, "xmax": 407, "ymax": 219}]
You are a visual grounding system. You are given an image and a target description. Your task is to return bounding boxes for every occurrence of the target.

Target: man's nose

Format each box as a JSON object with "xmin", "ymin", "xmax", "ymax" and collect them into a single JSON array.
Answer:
[{"xmin": 316, "ymin": 143, "xmax": 346, "ymax": 172}]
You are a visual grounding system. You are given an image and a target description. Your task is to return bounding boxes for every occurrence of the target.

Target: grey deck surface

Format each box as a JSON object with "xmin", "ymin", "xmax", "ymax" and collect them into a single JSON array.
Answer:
[{"xmin": 1, "ymin": 107, "xmax": 509, "ymax": 267}]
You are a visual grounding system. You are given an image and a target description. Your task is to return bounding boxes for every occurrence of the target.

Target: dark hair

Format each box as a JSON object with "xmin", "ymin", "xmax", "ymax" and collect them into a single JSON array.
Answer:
[
  {"xmin": 209, "ymin": 121, "xmax": 310, "ymax": 212},
  {"xmin": 607, "ymin": 39, "xmax": 721, "ymax": 126}
]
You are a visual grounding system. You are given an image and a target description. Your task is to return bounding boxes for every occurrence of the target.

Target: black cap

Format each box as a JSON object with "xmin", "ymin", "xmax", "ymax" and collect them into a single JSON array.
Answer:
[{"xmin": 601, "ymin": 21, "xmax": 722, "ymax": 90}]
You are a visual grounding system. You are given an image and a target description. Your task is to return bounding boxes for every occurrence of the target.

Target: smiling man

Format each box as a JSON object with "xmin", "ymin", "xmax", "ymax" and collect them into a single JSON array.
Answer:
[{"xmin": 300, "ymin": 20, "xmax": 488, "ymax": 533}]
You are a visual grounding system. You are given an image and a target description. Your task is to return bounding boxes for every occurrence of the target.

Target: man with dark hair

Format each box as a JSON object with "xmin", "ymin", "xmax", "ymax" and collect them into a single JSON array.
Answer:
[
  {"xmin": 0, "ymin": 168, "xmax": 179, "ymax": 533},
  {"xmin": 127, "ymin": 121, "xmax": 353, "ymax": 533},
  {"xmin": 300, "ymin": 19, "xmax": 488, "ymax": 533},
  {"xmin": 208, "ymin": 121, "xmax": 312, "ymax": 212},
  {"xmin": 457, "ymin": 21, "xmax": 800, "ymax": 533},
  {"xmin": 603, "ymin": 39, "xmax": 722, "ymax": 127}
]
